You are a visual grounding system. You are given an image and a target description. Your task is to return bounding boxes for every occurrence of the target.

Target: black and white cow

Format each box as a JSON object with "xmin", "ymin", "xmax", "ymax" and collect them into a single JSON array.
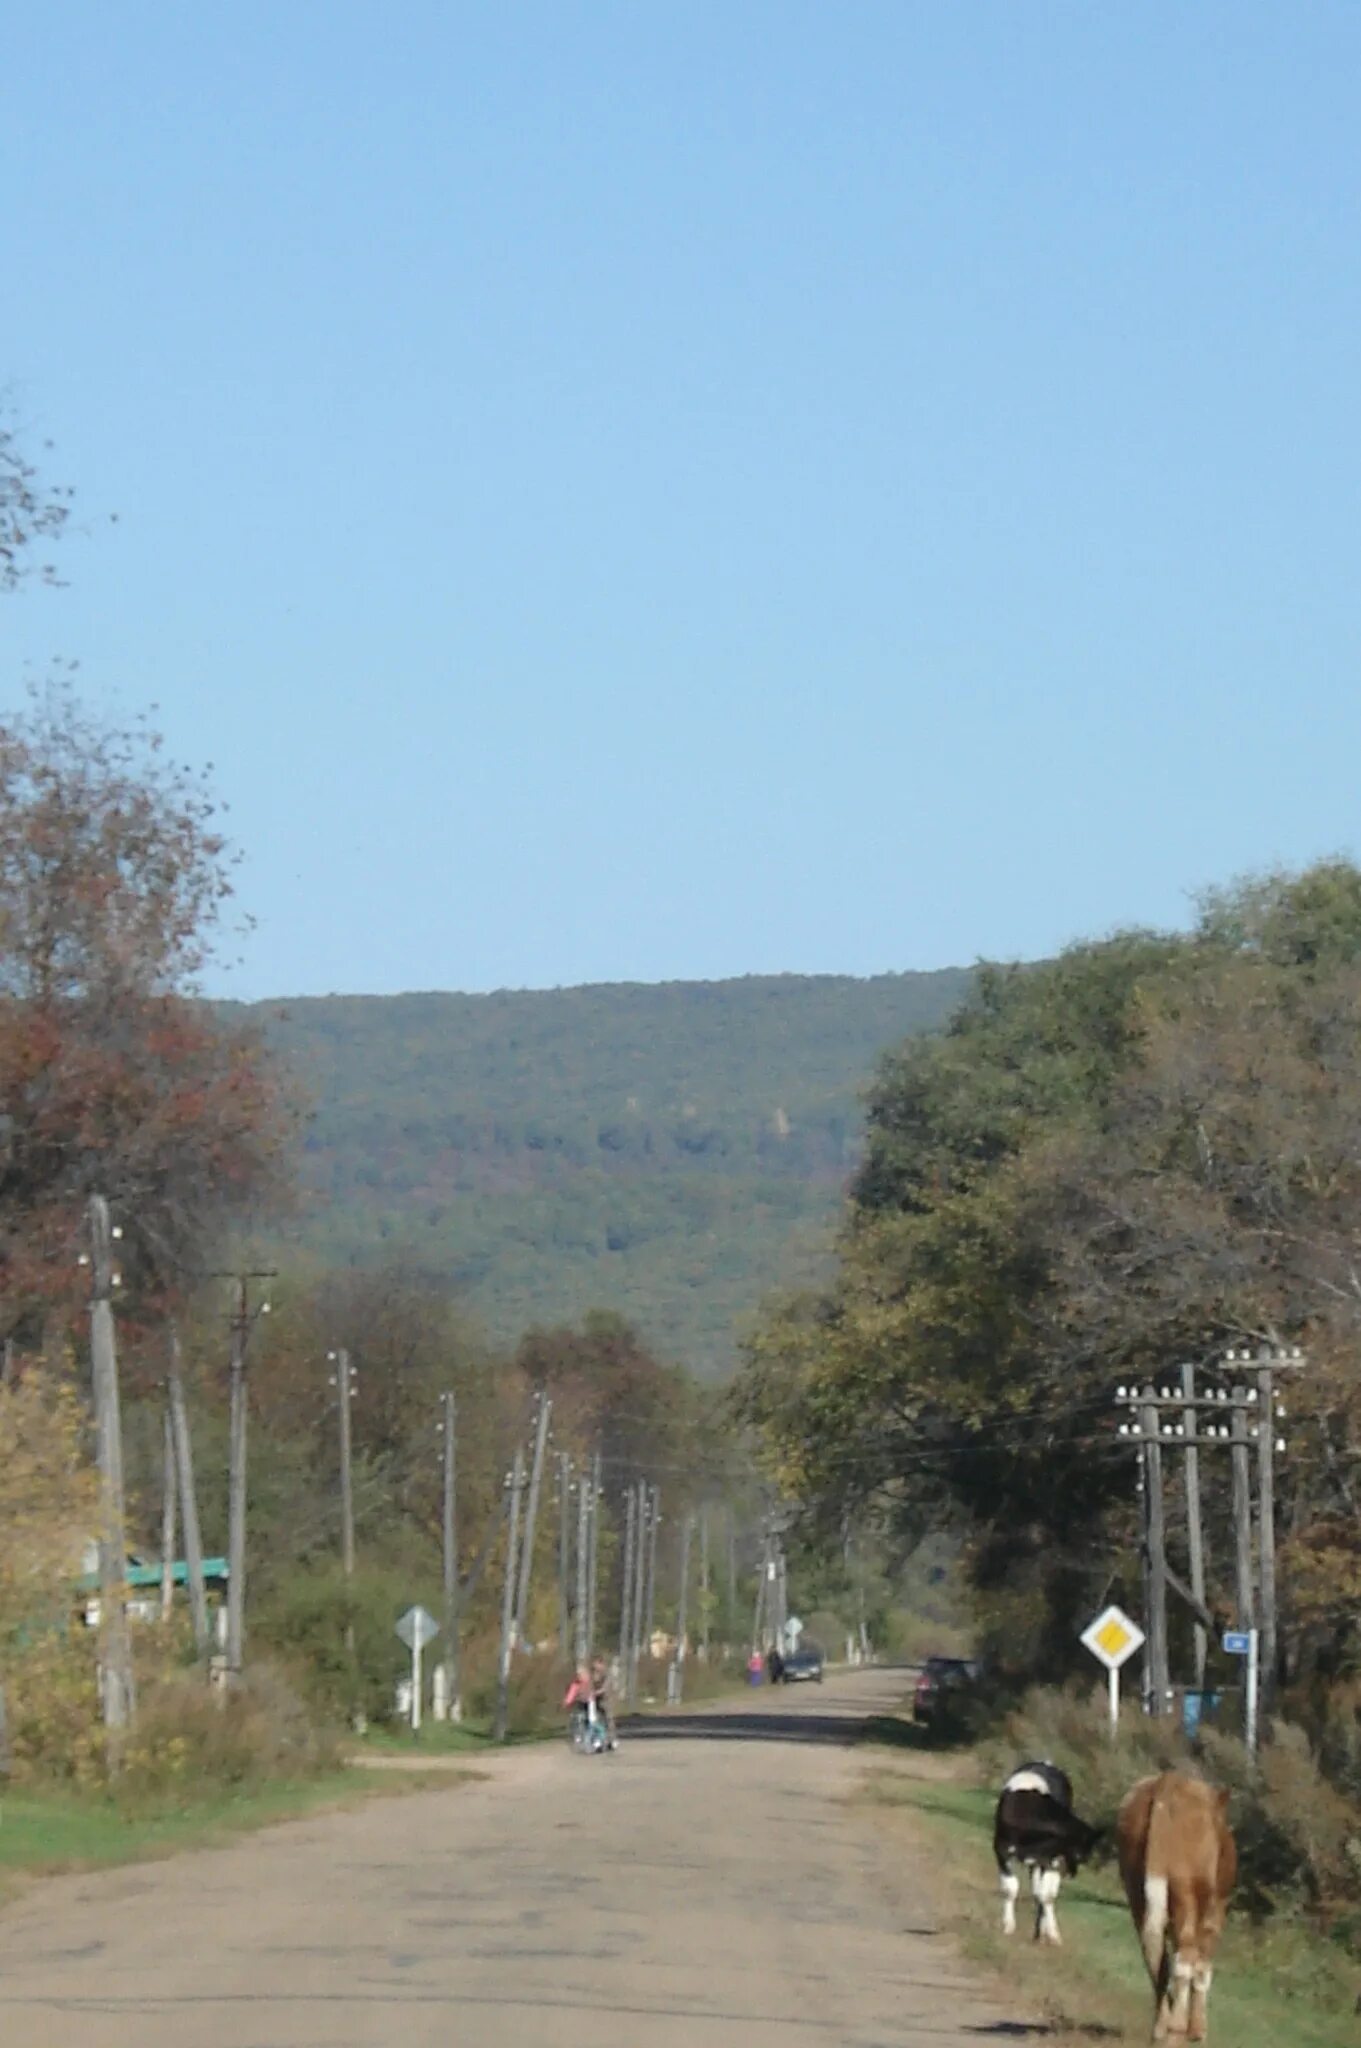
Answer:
[{"xmin": 993, "ymin": 1760, "xmax": 1099, "ymax": 1945}]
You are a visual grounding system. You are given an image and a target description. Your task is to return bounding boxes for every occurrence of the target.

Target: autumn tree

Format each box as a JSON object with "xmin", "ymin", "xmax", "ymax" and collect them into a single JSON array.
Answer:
[
  {"xmin": 0, "ymin": 686, "xmax": 293, "ymax": 1340},
  {"xmin": 0, "ymin": 407, "xmax": 74, "ymax": 592}
]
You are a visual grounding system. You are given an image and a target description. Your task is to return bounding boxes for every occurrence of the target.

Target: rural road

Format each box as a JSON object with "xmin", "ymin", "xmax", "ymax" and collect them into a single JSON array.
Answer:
[{"xmin": 0, "ymin": 1668, "xmax": 1019, "ymax": 2047}]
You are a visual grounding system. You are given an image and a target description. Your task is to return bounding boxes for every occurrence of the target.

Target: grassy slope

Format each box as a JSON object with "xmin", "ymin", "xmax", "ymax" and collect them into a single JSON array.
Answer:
[
  {"xmin": 237, "ymin": 968, "xmax": 970, "ymax": 1374},
  {"xmin": 0, "ymin": 1764, "xmax": 478, "ymax": 1892},
  {"xmin": 861, "ymin": 1745, "xmax": 1354, "ymax": 2047}
]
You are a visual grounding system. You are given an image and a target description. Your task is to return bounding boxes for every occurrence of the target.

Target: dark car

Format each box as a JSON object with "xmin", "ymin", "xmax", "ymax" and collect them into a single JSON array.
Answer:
[
  {"xmin": 912, "ymin": 1654, "xmax": 981, "ymax": 1724},
  {"xmin": 778, "ymin": 1645, "xmax": 825, "ymax": 1683}
]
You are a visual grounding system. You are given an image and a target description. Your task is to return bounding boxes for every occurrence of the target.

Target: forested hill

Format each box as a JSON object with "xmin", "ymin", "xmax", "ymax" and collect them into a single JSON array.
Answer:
[{"xmin": 238, "ymin": 970, "xmax": 971, "ymax": 1377}]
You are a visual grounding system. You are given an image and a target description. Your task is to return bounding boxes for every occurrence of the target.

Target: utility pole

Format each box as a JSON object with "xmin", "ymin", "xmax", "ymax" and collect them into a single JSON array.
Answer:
[
  {"xmin": 776, "ymin": 1547, "xmax": 789, "ymax": 1653},
  {"xmin": 630, "ymin": 1482, "xmax": 648, "ymax": 1704},
  {"xmin": 166, "ymin": 1329, "xmax": 210, "ymax": 1658},
  {"xmin": 493, "ymin": 1447, "xmax": 525, "ymax": 1743},
  {"xmin": 160, "ymin": 1401, "xmax": 178, "ymax": 1624},
  {"xmin": 669, "ymin": 1515, "xmax": 693, "ymax": 1704},
  {"xmin": 643, "ymin": 1485, "xmax": 660, "ymax": 1656},
  {"xmin": 1230, "ymin": 1389, "xmax": 1256, "ymax": 1642},
  {"xmin": 586, "ymin": 1449, "xmax": 602, "ymax": 1655},
  {"xmin": 440, "ymin": 1390, "xmax": 460, "ymax": 1723},
  {"xmin": 515, "ymin": 1395, "xmax": 552, "ymax": 1647},
  {"xmin": 699, "ymin": 1511, "xmax": 711, "ymax": 1662},
  {"xmin": 619, "ymin": 1483, "xmax": 637, "ymax": 1669},
  {"xmin": 223, "ymin": 1271, "xmax": 274, "ymax": 1682},
  {"xmin": 1255, "ymin": 1356, "xmax": 1278, "ymax": 1710},
  {"xmin": 558, "ymin": 1452, "xmax": 572, "ymax": 1659},
  {"xmin": 752, "ymin": 1529, "xmax": 768, "ymax": 1654},
  {"xmin": 1139, "ymin": 1386, "xmax": 1170, "ymax": 1716},
  {"xmin": 1181, "ymin": 1360, "xmax": 1208, "ymax": 1691},
  {"xmin": 88, "ymin": 1194, "xmax": 134, "ymax": 1746},
  {"xmin": 329, "ymin": 1348, "xmax": 358, "ymax": 1693},
  {"xmin": 574, "ymin": 1460, "xmax": 591, "ymax": 1664},
  {"xmin": 1117, "ymin": 1353, "xmax": 1301, "ymax": 1728},
  {"xmin": 331, "ymin": 1349, "xmax": 357, "ymax": 1585}
]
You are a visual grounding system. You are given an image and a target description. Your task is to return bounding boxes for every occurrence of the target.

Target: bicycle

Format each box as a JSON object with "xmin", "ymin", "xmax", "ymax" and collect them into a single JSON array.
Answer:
[{"xmin": 567, "ymin": 1698, "xmax": 608, "ymax": 1754}]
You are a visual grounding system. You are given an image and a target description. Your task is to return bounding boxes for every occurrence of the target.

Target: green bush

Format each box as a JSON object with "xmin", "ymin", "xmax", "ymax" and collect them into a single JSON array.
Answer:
[
  {"xmin": 254, "ymin": 1562, "xmax": 426, "ymax": 1727},
  {"xmin": 3, "ymin": 1631, "xmax": 106, "ymax": 1785},
  {"xmin": 462, "ymin": 1643, "xmax": 569, "ymax": 1736},
  {"xmin": 1, "ymin": 1632, "xmax": 336, "ymax": 1801}
]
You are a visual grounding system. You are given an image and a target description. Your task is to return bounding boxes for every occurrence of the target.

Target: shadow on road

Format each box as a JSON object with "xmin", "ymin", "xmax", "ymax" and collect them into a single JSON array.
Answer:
[{"xmin": 621, "ymin": 1705, "xmax": 871, "ymax": 1747}]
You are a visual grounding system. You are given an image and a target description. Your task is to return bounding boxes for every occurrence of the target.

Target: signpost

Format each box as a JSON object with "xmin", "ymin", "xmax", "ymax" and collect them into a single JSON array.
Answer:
[
  {"xmin": 1222, "ymin": 1627, "xmax": 1259, "ymax": 1758},
  {"xmin": 395, "ymin": 1605, "xmax": 440, "ymax": 1734},
  {"xmin": 1080, "ymin": 1604, "xmax": 1146, "ymax": 1737}
]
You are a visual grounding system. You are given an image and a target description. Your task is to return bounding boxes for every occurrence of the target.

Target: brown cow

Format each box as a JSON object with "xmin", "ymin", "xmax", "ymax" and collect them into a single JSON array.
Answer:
[{"xmin": 1116, "ymin": 1772, "xmax": 1236, "ymax": 2043}]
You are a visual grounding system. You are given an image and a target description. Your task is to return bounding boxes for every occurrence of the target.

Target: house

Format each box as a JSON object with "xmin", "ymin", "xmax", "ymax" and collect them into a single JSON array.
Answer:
[{"xmin": 77, "ymin": 1546, "xmax": 230, "ymax": 1641}]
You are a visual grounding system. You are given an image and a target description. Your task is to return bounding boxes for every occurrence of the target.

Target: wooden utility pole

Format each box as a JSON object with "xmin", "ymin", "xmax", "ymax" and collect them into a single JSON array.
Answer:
[
  {"xmin": 574, "ymin": 1460, "xmax": 591, "ymax": 1664},
  {"xmin": 1139, "ymin": 1387, "xmax": 1170, "ymax": 1715},
  {"xmin": 586, "ymin": 1449, "xmax": 601, "ymax": 1655},
  {"xmin": 699, "ymin": 1511, "xmax": 711, "ymax": 1661},
  {"xmin": 1229, "ymin": 1389, "xmax": 1256, "ymax": 1639},
  {"xmin": 514, "ymin": 1396, "xmax": 552, "ymax": 1647},
  {"xmin": 166, "ymin": 1330, "xmax": 210, "ymax": 1657},
  {"xmin": 1254, "ymin": 1356, "xmax": 1279, "ymax": 1709},
  {"xmin": 557, "ymin": 1453, "xmax": 572, "ymax": 1659},
  {"xmin": 160, "ymin": 1402, "xmax": 178, "ymax": 1624},
  {"xmin": 440, "ymin": 1390, "xmax": 460, "ymax": 1722},
  {"xmin": 332, "ymin": 1349, "xmax": 356, "ymax": 1584},
  {"xmin": 226, "ymin": 1283, "xmax": 250, "ymax": 1680},
  {"xmin": 670, "ymin": 1515, "xmax": 693, "ymax": 1703},
  {"xmin": 89, "ymin": 1195, "xmax": 134, "ymax": 1744},
  {"xmin": 752, "ymin": 1530, "xmax": 768, "ymax": 1653},
  {"xmin": 1181, "ymin": 1360, "xmax": 1208, "ymax": 1690},
  {"xmin": 630, "ymin": 1483, "xmax": 648, "ymax": 1704},
  {"xmin": 643, "ymin": 1485, "xmax": 660, "ymax": 1655},
  {"xmin": 223, "ymin": 1271, "xmax": 274, "ymax": 1682},
  {"xmin": 619, "ymin": 1483, "xmax": 637, "ymax": 1669},
  {"xmin": 493, "ymin": 1448, "xmax": 525, "ymax": 1743}
]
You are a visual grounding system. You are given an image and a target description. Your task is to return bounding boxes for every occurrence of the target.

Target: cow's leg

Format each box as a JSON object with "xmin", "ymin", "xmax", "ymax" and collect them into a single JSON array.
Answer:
[
  {"xmin": 1158, "ymin": 1953, "xmax": 1194, "ymax": 2038},
  {"xmin": 1187, "ymin": 1959, "xmax": 1214, "ymax": 2043},
  {"xmin": 997, "ymin": 1856, "xmax": 1020, "ymax": 1935},
  {"xmin": 1188, "ymin": 1886, "xmax": 1226, "ymax": 2041},
  {"xmin": 1157, "ymin": 1887, "xmax": 1199, "ymax": 2040},
  {"xmin": 1034, "ymin": 1864, "xmax": 1063, "ymax": 1945}
]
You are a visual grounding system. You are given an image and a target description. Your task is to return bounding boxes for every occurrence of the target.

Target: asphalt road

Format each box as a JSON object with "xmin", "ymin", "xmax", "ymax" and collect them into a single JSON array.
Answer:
[{"xmin": 0, "ymin": 1667, "xmax": 1019, "ymax": 2047}]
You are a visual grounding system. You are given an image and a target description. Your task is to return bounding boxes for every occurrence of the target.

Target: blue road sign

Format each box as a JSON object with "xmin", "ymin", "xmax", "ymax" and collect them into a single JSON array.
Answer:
[{"xmin": 1222, "ymin": 1630, "xmax": 1252, "ymax": 1656}]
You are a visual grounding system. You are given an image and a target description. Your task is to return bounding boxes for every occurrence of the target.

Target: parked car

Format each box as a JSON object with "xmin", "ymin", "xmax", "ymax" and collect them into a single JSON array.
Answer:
[
  {"xmin": 778, "ymin": 1645, "xmax": 825, "ymax": 1683},
  {"xmin": 912, "ymin": 1654, "xmax": 981, "ymax": 1724}
]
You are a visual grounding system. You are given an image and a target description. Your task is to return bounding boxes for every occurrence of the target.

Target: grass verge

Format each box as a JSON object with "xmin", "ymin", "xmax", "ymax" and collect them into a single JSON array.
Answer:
[
  {"xmin": 0, "ymin": 1764, "xmax": 472, "ymax": 1898},
  {"xmin": 860, "ymin": 1725, "xmax": 1356, "ymax": 2047}
]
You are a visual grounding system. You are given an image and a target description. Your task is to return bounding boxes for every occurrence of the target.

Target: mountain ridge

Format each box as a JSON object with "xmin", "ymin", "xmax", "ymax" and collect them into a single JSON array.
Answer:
[{"xmin": 234, "ymin": 966, "xmax": 972, "ymax": 1375}]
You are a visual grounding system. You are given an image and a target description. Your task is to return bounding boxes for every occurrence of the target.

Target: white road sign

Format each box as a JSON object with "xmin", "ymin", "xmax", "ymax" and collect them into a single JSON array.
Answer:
[
  {"xmin": 396, "ymin": 1605, "xmax": 440, "ymax": 1651},
  {"xmin": 1079, "ymin": 1604, "xmax": 1145, "ymax": 1672}
]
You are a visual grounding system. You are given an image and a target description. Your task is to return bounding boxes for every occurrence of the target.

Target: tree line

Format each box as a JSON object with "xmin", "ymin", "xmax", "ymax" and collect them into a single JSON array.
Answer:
[{"xmin": 739, "ymin": 862, "xmax": 1361, "ymax": 1707}]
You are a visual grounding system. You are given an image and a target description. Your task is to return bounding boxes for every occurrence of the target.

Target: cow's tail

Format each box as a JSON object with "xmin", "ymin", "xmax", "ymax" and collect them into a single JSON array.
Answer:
[{"xmin": 1118, "ymin": 1777, "xmax": 1169, "ymax": 1987}]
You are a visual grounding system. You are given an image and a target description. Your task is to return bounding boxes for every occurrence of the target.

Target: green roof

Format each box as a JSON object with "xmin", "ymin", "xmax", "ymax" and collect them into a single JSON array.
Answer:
[{"xmin": 77, "ymin": 1558, "xmax": 229, "ymax": 1593}]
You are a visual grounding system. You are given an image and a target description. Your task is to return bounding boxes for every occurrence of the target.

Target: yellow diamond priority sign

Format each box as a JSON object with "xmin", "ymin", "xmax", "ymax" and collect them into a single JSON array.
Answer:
[{"xmin": 1080, "ymin": 1604, "xmax": 1145, "ymax": 1672}]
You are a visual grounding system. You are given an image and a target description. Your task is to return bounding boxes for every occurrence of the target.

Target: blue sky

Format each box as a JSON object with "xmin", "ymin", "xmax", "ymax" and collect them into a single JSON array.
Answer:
[{"xmin": 4, "ymin": 5, "xmax": 1359, "ymax": 998}]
